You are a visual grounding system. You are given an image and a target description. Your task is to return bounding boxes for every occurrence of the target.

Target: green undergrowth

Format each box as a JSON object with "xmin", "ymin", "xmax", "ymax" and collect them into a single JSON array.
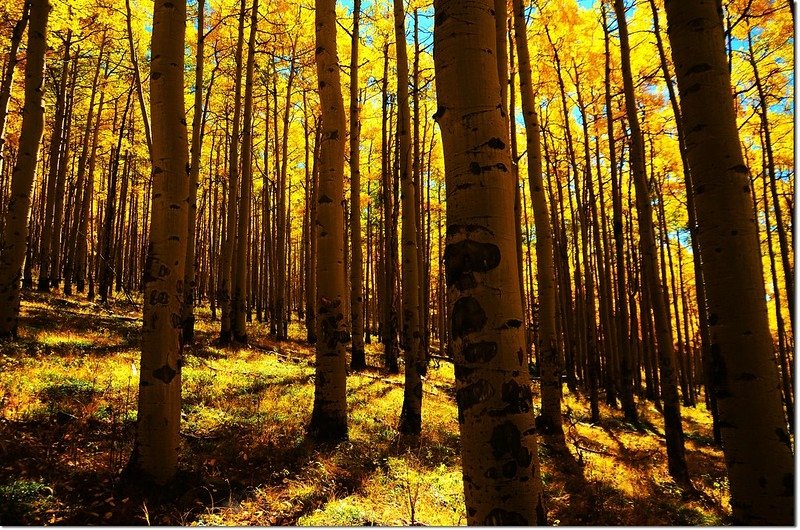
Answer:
[{"xmin": 0, "ymin": 291, "xmax": 730, "ymax": 525}]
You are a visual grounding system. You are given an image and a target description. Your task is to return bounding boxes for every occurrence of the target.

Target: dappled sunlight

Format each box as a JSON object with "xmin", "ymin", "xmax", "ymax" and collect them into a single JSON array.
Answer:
[{"xmin": 1, "ymin": 292, "xmax": 732, "ymax": 525}]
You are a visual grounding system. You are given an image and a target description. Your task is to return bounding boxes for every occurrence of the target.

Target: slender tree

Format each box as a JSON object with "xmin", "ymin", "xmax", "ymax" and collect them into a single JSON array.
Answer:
[
  {"xmin": 394, "ymin": 0, "xmax": 423, "ymax": 436},
  {"xmin": 308, "ymin": 0, "xmax": 348, "ymax": 442},
  {"xmin": 0, "ymin": 0, "xmax": 49, "ymax": 339},
  {"xmin": 349, "ymin": 0, "xmax": 366, "ymax": 370},
  {"xmin": 182, "ymin": 0, "xmax": 206, "ymax": 343},
  {"xmin": 232, "ymin": 0, "xmax": 258, "ymax": 343},
  {"xmin": 512, "ymin": 0, "xmax": 562, "ymax": 437},
  {"xmin": 0, "ymin": 4, "xmax": 29, "ymax": 180},
  {"xmin": 219, "ymin": 0, "xmax": 245, "ymax": 343},
  {"xmin": 613, "ymin": 0, "xmax": 688, "ymax": 485},
  {"xmin": 127, "ymin": 0, "xmax": 189, "ymax": 485}
]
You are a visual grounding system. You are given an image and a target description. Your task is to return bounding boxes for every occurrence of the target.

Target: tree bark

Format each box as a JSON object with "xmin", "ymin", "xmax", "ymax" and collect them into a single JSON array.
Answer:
[
  {"xmin": 232, "ymin": 0, "xmax": 258, "ymax": 343},
  {"xmin": 613, "ymin": 0, "xmax": 688, "ymax": 485},
  {"xmin": 128, "ymin": 0, "xmax": 188, "ymax": 485},
  {"xmin": 512, "ymin": 0, "xmax": 562, "ymax": 437},
  {"xmin": 349, "ymin": 0, "xmax": 366, "ymax": 370},
  {"xmin": 665, "ymin": 0, "xmax": 794, "ymax": 522},
  {"xmin": 218, "ymin": 0, "xmax": 245, "ymax": 343},
  {"xmin": 433, "ymin": 0, "xmax": 546, "ymax": 523},
  {"xmin": 182, "ymin": 0, "xmax": 205, "ymax": 343},
  {"xmin": 37, "ymin": 31, "xmax": 71, "ymax": 292},
  {"xmin": 0, "ymin": 0, "xmax": 49, "ymax": 339},
  {"xmin": 308, "ymin": 0, "xmax": 348, "ymax": 442},
  {"xmin": 0, "ymin": 4, "xmax": 29, "ymax": 181},
  {"xmin": 394, "ymin": 0, "xmax": 423, "ymax": 436},
  {"xmin": 124, "ymin": 0, "xmax": 153, "ymax": 161},
  {"xmin": 602, "ymin": 3, "xmax": 637, "ymax": 422}
]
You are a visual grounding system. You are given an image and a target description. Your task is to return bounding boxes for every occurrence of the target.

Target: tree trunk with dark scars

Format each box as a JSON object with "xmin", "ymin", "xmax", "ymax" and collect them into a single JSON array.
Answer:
[{"xmin": 433, "ymin": 0, "xmax": 546, "ymax": 524}]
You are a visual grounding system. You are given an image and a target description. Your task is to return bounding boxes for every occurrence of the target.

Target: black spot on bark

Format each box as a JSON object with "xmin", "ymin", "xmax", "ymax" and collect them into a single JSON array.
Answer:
[
  {"xmin": 483, "ymin": 508, "xmax": 529, "ymax": 526},
  {"xmin": 708, "ymin": 313, "xmax": 718, "ymax": 325},
  {"xmin": 729, "ymin": 164, "xmax": 748, "ymax": 173},
  {"xmin": 454, "ymin": 272, "xmax": 477, "ymax": 290},
  {"xmin": 467, "ymin": 507, "xmax": 477, "ymax": 517},
  {"xmin": 446, "ymin": 224, "xmax": 494, "ymax": 237},
  {"xmin": 445, "ymin": 240, "xmax": 501, "ymax": 287},
  {"xmin": 501, "ymin": 460, "xmax": 517, "ymax": 478},
  {"xmin": 469, "ymin": 162, "xmax": 482, "ymax": 175},
  {"xmin": 434, "ymin": 11, "xmax": 448, "ymax": 27},
  {"xmin": 456, "ymin": 379, "xmax": 494, "ymax": 421},
  {"xmin": 451, "ymin": 297, "xmax": 487, "ymax": 339},
  {"xmin": 687, "ymin": 62, "xmax": 712, "ymax": 74},
  {"xmin": 709, "ymin": 343, "xmax": 729, "ymax": 397},
  {"xmin": 432, "ymin": 105, "xmax": 446, "ymax": 121},
  {"xmin": 783, "ymin": 473, "xmax": 794, "ymax": 496},
  {"xmin": 684, "ymin": 83, "xmax": 702, "ymax": 94},
  {"xmin": 454, "ymin": 364, "xmax": 477, "ymax": 380},
  {"xmin": 463, "ymin": 341, "xmax": 497, "ymax": 363},
  {"xmin": 153, "ymin": 364, "xmax": 177, "ymax": 384},
  {"xmin": 319, "ymin": 194, "xmax": 333, "ymax": 204},
  {"xmin": 495, "ymin": 162, "xmax": 507, "ymax": 172},
  {"xmin": 487, "ymin": 137, "xmax": 505, "ymax": 150},
  {"xmin": 502, "ymin": 319, "xmax": 522, "ymax": 329},
  {"xmin": 490, "ymin": 421, "xmax": 532, "ymax": 471},
  {"xmin": 499, "ymin": 379, "xmax": 532, "ymax": 414}
]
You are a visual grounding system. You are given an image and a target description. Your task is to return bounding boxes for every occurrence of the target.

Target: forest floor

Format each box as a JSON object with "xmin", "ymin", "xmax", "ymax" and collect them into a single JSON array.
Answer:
[{"xmin": 0, "ymin": 291, "xmax": 731, "ymax": 525}]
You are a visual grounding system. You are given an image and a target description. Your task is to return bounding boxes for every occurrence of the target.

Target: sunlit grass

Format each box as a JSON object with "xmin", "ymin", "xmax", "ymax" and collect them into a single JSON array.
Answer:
[
  {"xmin": 1, "ymin": 291, "xmax": 731, "ymax": 525},
  {"xmin": 37, "ymin": 331, "xmax": 95, "ymax": 348}
]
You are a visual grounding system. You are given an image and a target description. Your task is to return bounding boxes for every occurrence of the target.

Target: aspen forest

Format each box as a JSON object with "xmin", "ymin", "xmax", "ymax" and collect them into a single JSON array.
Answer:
[{"xmin": 0, "ymin": 0, "xmax": 795, "ymax": 524}]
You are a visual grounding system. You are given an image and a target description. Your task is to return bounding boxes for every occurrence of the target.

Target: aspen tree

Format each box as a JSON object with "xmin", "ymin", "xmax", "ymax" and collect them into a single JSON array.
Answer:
[
  {"xmin": 0, "ymin": 4, "xmax": 29, "ymax": 180},
  {"xmin": 349, "ymin": 0, "xmax": 366, "ymax": 370},
  {"xmin": 394, "ymin": 0, "xmax": 423, "ymax": 436},
  {"xmin": 124, "ymin": 0, "xmax": 153, "ymax": 161},
  {"xmin": 182, "ymin": 0, "xmax": 205, "ymax": 343},
  {"xmin": 128, "ymin": 0, "xmax": 189, "ymax": 484},
  {"xmin": 664, "ymin": 0, "xmax": 794, "ymax": 523},
  {"xmin": 0, "ymin": 0, "xmax": 49, "ymax": 339},
  {"xmin": 511, "ymin": 0, "xmax": 562, "ymax": 437},
  {"xmin": 308, "ymin": 0, "xmax": 348, "ymax": 442},
  {"xmin": 613, "ymin": 0, "xmax": 688, "ymax": 485},
  {"xmin": 38, "ymin": 32, "xmax": 71, "ymax": 292},
  {"xmin": 219, "ymin": 0, "xmax": 245, "ymax": 344},
  {"xmin": 433, "ymin": 0, "xmax": 546, "ymax": 523},
  {"xmin": 232, "ymin": 0, "xmax": 258, "ymax": 343},
  {"xmin": 63, "ymin": 32, "xmax": 106, "ymax": 297}
]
